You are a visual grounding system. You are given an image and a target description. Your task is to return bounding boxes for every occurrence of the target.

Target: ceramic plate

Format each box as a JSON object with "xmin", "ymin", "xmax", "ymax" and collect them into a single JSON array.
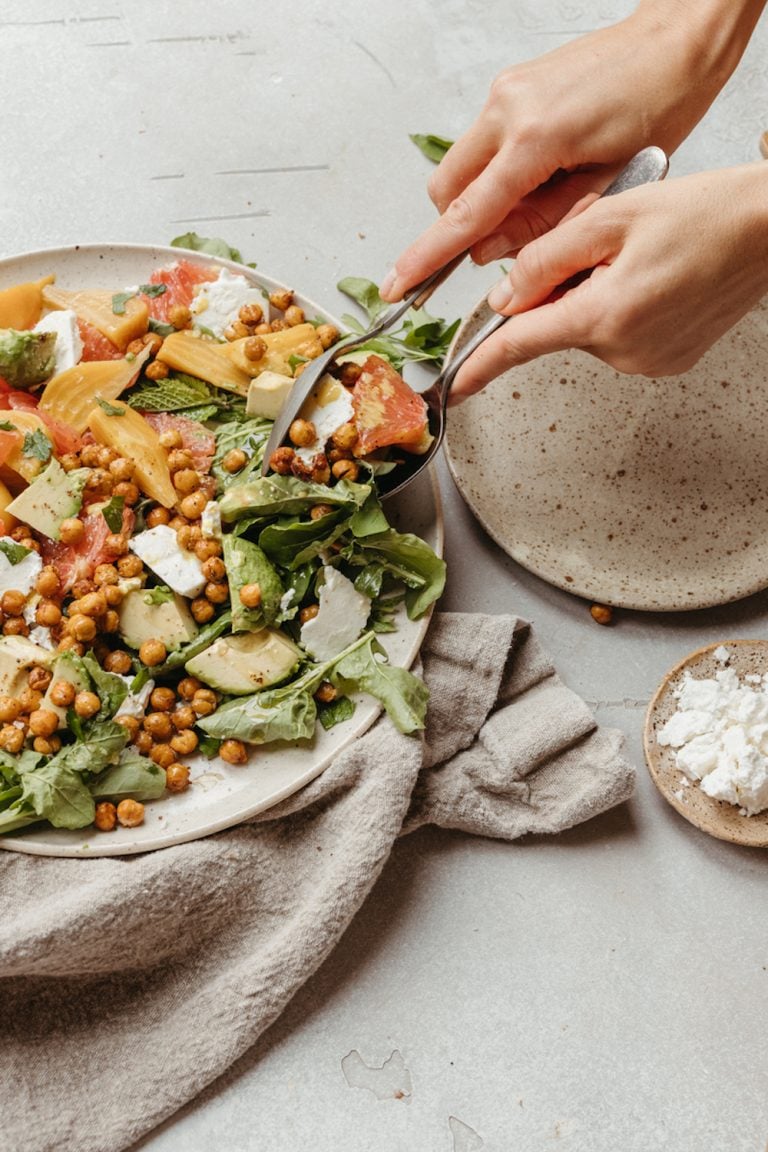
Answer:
[
  {"xmin": 0, "ymin": 244, "xmax": 442, "ymax": 857},
  {"xmin": 444, "ymin": 299, "xmax": 768, "ymax": 611},
  {"xmin": 644, "ymin": 639, "xmax": 768, "ymax": 847}
]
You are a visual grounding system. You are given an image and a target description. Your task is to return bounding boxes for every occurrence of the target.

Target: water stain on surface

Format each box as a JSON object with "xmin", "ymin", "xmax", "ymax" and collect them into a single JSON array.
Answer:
[
  {"xmin": 449, "ymin": 1115, "xmax": 484, "ymax": 1150},
  {"xmin": 341, "ymin": 1049, "xmax": 412, "ymax": 1103}
]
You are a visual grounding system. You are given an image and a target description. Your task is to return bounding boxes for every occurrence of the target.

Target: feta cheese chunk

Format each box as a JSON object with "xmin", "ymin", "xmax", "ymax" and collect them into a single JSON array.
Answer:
[
  {"xmin": 300, "ymin": 565, "xmax": 370, "ymax": 662},
  {"xmin": 294, "ymin": 374, "xmax": 354, "ymax": 463},
  {"xmin": 246, "ymin": 370, "xmax": 295, "ymax": 420},
  {"xmin": 128, "ymin": 524, "xmax": 206, "ymax": 599},
  {"xmin": 115, "ymin": 677, "xmax": 155, "ymax": 721},
  {"xmin": 189, "ymin": 268, "xmax": 265, "ymax": 339},
  {"xmin": 34, "ymin": 309, "xmax": 83, "ymax": 375},
  {"xmin": 200, "ymin": 501, "xmax": 222, "ymax": 540},
  {"xmin": 0, "ymin": 539, "xmax": 42, "ymax": 598}
]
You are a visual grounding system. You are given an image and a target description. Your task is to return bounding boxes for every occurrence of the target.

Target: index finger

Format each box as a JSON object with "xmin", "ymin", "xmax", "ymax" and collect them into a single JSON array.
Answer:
[{"xmin": 380, "ymin": 150, "xmax": 543, "ymax": 301}]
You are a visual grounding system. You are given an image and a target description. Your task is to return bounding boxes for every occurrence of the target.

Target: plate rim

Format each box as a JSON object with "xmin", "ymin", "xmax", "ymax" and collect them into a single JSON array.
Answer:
[{"xmin": 0, "ymin": 242, "xmax": 444, "ymax": 857}]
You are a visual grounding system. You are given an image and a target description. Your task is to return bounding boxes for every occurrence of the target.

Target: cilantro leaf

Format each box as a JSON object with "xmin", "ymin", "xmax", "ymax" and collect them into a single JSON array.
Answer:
[{"xmin": 22, "ymin": 429, "xmax": 52, "ymax": 462}]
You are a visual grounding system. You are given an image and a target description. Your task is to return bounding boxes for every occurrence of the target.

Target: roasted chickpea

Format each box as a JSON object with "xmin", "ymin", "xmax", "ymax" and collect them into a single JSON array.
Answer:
[
  {"xmin": 332, "ymin": 421, "xmax": 358, "ymax": 451},
  {"xmin": 144, "ymin": 359, "xmax": 169, "ymax": 381},
  {"xmin": 116, "ymin": 798, "xmax": 145, "ymax": 828},
  {"xmin": 96, "ymin": 446, "xmax": 117, "ymax": 469},
  {"xmin": 102, "ymin": 610, "xmax": 121, "ymax": 633},
  {"xmin": 269, "ymin": 446, "xmax": 295, "ymax": 475},
  {"xmin": 314, "ymin": 681, "xmax": 338, "ymax": 704},
  {"xmin": 224, "ymin": 320, "xmax": 251, "ymax": 341},
  {"xmin": 310, "ymin": 458, "xmax": 331, "ymax": 485},
  {"xmin": 288, "ymin": 418, "xmax": 316, "ymax": 448},
  {"xmin": 268, "ymin": 288, "xmax": 293, "ymax": 312},
  {"xmin": 113, "ymin": 481, "xmax": 141, "ymax": 506},
  {"xmin": 159, "ymin": 430, "xmax": 185, "ymax": 454},
  {"xmin": 299, "ymin": 604, "xmax": 319, "ymax": 624},
  {"xmin": 94, "ymin": 802, "xmax": 117, "ymax": 832},
  {"xmin": 0, "ymin": 696, "xmax": 21, "ymax": 722},
  {"xmin": 243, "ymin": 335, "xmax": 267, "ymax": 361},
  {"xmin": 27, "ymin": 666, "xmax": 52, "ymax": 693},
  {"xmin": 93, "ymin": 563, "xmax": 119, "ymax": 586},
  {"xmin": 150, "ymin": 743, "xmax": 176, "ymax": 769},
  {"xmin": 3, "ymin": 618, "xmax": 28, "ymax": 637},
  {"xmin": 177, "ymin": 677, "xmax": 202, "ymax": 701},
  {"xmin": 103, "ymin": 533, "xmax": 129, "ymax": 558},
  {"xmin": 173, "ymin": 468, "xmax": 200, "ymax": 494},
  {"xmin": 59, "ymin": 452, "xmax": 82, "ymax": 473},
  {"xmin": 28, "ymin": 708, "xmax": 60, "ymax": 738},
  {"xmin": 253, "ymin": 321, "xmax": 271, "ymax": 335},
  {"xmin": 78, "ymin": 590, "xmax": 108, "ymax": 618},
  {"xmin": 175, "ymin": 524, "xmax": 194, "ymax": 550},
  {"xmin": 332, "ymin": 459, "xmax": 360, "ymax": 482},
  {"xmin": 74, "ymin": 691, "xmax": 101, "ymax": 719},
  {"xmin": 170, "ymin": 728, "xmax": 198, "ymax": 756},
  {"xmin": 80, "ymin": 444, "xmax": 102, "ymax": 468},
  {"xmin": 202, "ymin": 556, "xmax": 227, "ymax": 582},
  {"xmin": 1, "ymin": 589, "xmax": 26, "ymax": 617},
  {"xmin": 84, "ymin": 468, "xmax": 114, "ymax": 496},
  {"xmin": 168, "ymin": 304, "xmax": 192, "ymax": 329},
  {"xmin": 0, "ymin": 725, "xmax": 24, "ymax": 754},
  {"xmin": 103, "ymin": 649, "xmax": 133, "ymax": 675},
  {"xmin": 191, "ymin": 689, "xmax": 217, "ymax": 717},
  {"xmin": 143, "ymin": 712, "xmax": 173, "ymax": 741},
  {"xmin": 17, "ymin": 687, "xmax": 41, "ymax": 714},
  {"xmin": 190, "ymin": 597, "xmax": 215, "ymax": 624},
  {"xmin": 195, "ymin": 540, "xmax": 222, "ymax": 563},
  {"xmin": 35, "ymin": 566, "xmax": 61, "ymax": 598},
  {"xmin": 134, "ymin": 730, "xmax": 153, "ymax": 755},
  {"xmin": 284, "ymin": 304, "xmax": 305, "ymax": 327},
  {"xmin": 179, "ymin": 490, "xmax": 208, "ymax": 520},
  {"xmin": 71, "ymin": 578, "xmax": 97, "ymax": 599},
  {"xmin": 104, "ymin": 585, "xmax": 125, "ymax": 607},
  {"xmin": 166, "ymin": 448, "xmax": 193, "ymax": 471},
  {"xmin": 238, "ymin": 583, "xmax": 262, "ymax": 609},
  {"xmin": 171, "ymin": 705, "xmax": 197, "ymax": 731},
  {"xmin": 115, "ymin": 554, "xmax": 143, "ymax": 579},
  {"xmin": 139, "ymin": 639, "xmax": 167, "ymax": 667},
  {"xmin": 219, "ymin": 739, "xmax": 248, "ymax": 765},
  {"xmin": 108, "ymin": 457, "xmax": 135, "ymax": 483},
  {"xmin": 149, "ymin": 686, "xmax": 176, "ymax": 712},
  {"xmin": 590, "ymin": 604, "xmax": 614, "ymax": 626},
  {"xmin": 238, "ymin": 302, "xmax": 264, "ymax": 326},
  {"xmin": 146, "ymin": 505, "xmax": 172, "ymax": 528},
  {"xmin": 56, "ymin": 637, "xmax": 85, "ymax": 656},
  {"xmin": 338, "ymin": 361, "xmax": 362, "ymax": 387},
  {"xmin": 116, "ymin": 715, "xmax": 140, "ymax": 740},
  {"xmin": 316, "ymin": 323, "xmax": 340, "ymax": 350},
  {"xmin": 68, "ymin": 614, "xmax": 98, "ymax": 643},
  {"xmin": 205, "ymin": 582, "xmax": 229, "ymax": 605},
  {"xmin": 270, "ymin": 319, "xmax": 289, "ymax": 332},
  {"xmin": 221, "ymin": 448, "xmax": 247, "ymax": 473},
  {"xmin": 33, "ymin": 735, "xmax": 61, "ymax": 756},
  {"xmin": 165, "ymin": 762, "xmax": 191, "ymax": 793},
  {"xmin": 309, "ymin": 503, "xmax": 335, "ymax": 521}
]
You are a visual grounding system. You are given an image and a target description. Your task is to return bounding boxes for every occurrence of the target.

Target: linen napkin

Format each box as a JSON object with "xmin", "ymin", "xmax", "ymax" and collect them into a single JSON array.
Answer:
[{"xmin": 0, "ymin": 612, "xmax": 634, "ymax": 1152}]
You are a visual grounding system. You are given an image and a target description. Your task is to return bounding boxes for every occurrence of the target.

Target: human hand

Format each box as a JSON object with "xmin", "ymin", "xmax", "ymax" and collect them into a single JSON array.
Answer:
[
  {"xmin": 448, "ymin": 164, "xmax": 768, "ymax": 401},
  {"xmin": 380, "ymin": 0, "xmax": 764, "ymax": 301}
]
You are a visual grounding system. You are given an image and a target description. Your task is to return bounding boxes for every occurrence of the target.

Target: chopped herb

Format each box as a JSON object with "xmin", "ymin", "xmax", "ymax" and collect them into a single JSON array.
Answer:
[
  {"xmin": 337, "ymin": 277, "xmax": 459, "ymax": 371},
  {"xmin": 0, "ymin": 539, "xmax": 31, "ymax": 564},
  {"xmin": 410, "ymin": 133, "xmax": 454, "ymax": 163},
  {"xmin": 0, "ymin": 421, "xmax": 16, "ymax": 432},
  {"xmin": 95, "ymin": 397, "xmax": 126, "ymax": 416},
  {"xmin": 111, "ymin": 291, "xmax": 135, "ymax": 315},
  {"xmin": 21, "ymin": 429, "xmax": 52, "ymax": 462},
  {"xmin": 138, "ymin": 283, "xmax": 167, "ymax": 298},
  {"xmin": 142, "ymin": 586, "xmax": 174, "ymax": 606},
  {"xmin": 101, "ymin": 495, "xmax": 125, "ymax": 533},
  {"xmin": 148, "ymin": 318, "xmax": 175, "ymax": 338},
  {"xmin": 288, "ymin": 354, "xmax": 309, "ymax": 372}
]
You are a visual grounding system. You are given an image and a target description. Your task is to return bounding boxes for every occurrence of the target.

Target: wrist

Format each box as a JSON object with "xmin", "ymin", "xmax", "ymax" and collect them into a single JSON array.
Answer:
[{"xmin": 633, "ymin": 0, "xmax": 765, "ymax": 87}]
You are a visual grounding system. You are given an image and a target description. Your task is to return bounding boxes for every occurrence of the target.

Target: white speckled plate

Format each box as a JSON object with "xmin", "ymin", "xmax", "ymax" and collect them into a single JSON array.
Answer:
[
  {"xmin": 444, "ymin": 298, "xmax": 768, "ymax": 611},
  {"xmin": 644, "ymin": 640, "xmax": 768, "ymax": 847},
  {"xmin": 0, "ymin": 244, "xmax": 442, "ymax": 857}
]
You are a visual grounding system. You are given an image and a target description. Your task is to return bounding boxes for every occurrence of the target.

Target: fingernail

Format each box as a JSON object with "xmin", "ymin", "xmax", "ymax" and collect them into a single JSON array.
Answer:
[
  {"xmin": 487, "ymin": 278, "xmax": 514, "ymax": 312},
  {"xmin": 379, "ymin": 267, "xmax": 399, "ymax": 300}
]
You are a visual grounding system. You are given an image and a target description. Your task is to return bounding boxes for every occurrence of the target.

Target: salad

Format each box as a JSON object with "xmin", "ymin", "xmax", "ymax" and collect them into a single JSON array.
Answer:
[{"xmin": 0, "ymin": 242, "xmax": 447, "ymax": 838}]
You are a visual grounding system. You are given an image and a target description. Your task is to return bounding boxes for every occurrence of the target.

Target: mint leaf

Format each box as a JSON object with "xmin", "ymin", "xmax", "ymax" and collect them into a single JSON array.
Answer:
[
  {"xmin": 101, "ymin": 494, "xmax": 125, "ymax": 533},
  {"xmin": 410, "ymin": 133, "xmax": 454, "ymax": 163}
]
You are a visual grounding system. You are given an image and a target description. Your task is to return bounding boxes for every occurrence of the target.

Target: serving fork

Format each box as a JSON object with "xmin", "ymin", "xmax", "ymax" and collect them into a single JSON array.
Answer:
[{"xmin": 261, "ymin": 146, "xmax": 669, "ymax": 498}]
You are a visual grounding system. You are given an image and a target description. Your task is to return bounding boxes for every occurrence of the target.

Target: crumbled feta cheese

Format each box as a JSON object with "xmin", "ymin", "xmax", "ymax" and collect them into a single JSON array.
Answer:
[
  {"xmin": 658, "ymin": 658, "xmax": 768, "ymax": 815},
  {"xmin": 0, "ymin": 540, "xmax": 42, "ymax": 598},
  {"xmin": 300, "ymin": 565, "xmax": 370, "ymax": 661},
  {"xmin": 28, "ymin": 625, "xmax": 54, "ymax": 651},
  {"xmin": 279, "ymin": 588, "xmax": 295, "ymax": 614},
  {"xmin": 189, "ymin": 268, "xmax": 265, "ymax": 339},
  {"xmin": 115, "ymin": 677, "xmax": 155, "ymax": 720},
  {"xmin": 294, "ymin": 374, "xmax": 354, "ymax": 463},
  {"xmin": 34, "ymin": 309, "xmax": 83, "ymax": 375},
  {"xmin": 128, "ymin": 525, "xmax": 205, "ymax": 598},
  {"xmin": 201, "ymin": 501, "xmax": 222, "ymax": 540}
]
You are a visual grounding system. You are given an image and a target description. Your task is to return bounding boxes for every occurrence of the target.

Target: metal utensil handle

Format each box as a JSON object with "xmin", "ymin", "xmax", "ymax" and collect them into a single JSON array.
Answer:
[
  {"xmin": 437, "ymin": 146, "xmax": 669, "ymax": 402},
  {"xmin": 363, "ymin": 249, "xmax": 469, "ymax": 339}
]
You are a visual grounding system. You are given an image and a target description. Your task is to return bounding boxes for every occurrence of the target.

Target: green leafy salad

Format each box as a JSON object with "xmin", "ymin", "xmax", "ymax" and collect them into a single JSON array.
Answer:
[{"xmin": 0, "ymin": 235, "xmax": 452, "ymax": 837}]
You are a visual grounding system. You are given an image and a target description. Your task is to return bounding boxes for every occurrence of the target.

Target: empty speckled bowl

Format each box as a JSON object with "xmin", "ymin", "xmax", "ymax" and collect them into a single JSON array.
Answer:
[
  {"xmin": 644, "ymin": 640, "xmax": 768, "ymax": 847},
  {"xmin": 444, "ymin": 298, "xmax": 768, "ymax": 611}
]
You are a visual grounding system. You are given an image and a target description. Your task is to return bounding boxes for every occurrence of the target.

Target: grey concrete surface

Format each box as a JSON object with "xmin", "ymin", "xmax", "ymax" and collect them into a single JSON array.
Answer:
[{"xmin": 3, "ymin": 1, "xmax": 768, "ymax": 1149}]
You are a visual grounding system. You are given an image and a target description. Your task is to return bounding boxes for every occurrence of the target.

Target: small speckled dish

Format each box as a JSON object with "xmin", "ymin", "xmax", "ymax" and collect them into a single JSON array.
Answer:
[
  {"xmin": 444, "ymin": 298, "xmax": 768, "ymax": 610},
  {"xmin": 644, "ymin": 640, "xmax": 768, "ymax": 846}
]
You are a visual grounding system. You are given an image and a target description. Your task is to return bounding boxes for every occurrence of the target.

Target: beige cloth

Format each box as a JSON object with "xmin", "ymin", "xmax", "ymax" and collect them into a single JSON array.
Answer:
[{"xmin": 0, "ymin": 613, "xmax": 634, "ymax": 1152}]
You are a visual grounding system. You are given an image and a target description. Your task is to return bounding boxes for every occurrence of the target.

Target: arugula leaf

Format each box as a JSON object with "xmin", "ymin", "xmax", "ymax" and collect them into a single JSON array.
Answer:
[
  {"xmin": 219, "ymin": 475, "xmax": 371, "ymax": 521},
  {"xmin": 318, "ymin": 695, "xmax": 355, "ymax": 730},
  {"xmin": 101, "ymin": 494, "xmax": 125, "ymax": 533},
  {"xmin": 18, "ymin": 758, "xmax": 95, "ymax": 830},
  {"xmin": 170, "ymin": 232, "xmax": 246, "ymax": 265},
  {"xmin": 258, "ymin": 510, "xmax": 348, "ymax": 570},
  {"xmin": 151, "ymin": 611, "xmax": 232, "ymax": 676},
  {"xmin": 222, "ymin": 535, "xmax": 284, "ymax": 631},
  {"xmin": 22, "ymin": 428, "xmax": 52, "ymax": 462},
  {"xmin": 350, "ymin": 529, "xmax": 446, "ymax": 619},
  {"xmin": 330, "ymin": 633, "xmax": 428, "ymax": 733},
  {"xmin": 90, "ymin": 753, "xmax": 166, "ymax": 801},
  {"xmin": 56, "ymin": 719, "xmax": 130, "ymax": 777},
  {"xmin": 81, "ymin": 654, "xmax": 129, "ymax": 719},
  {"xmin": 200, "ymin": 685, "xmax": 318, "ymax": 745},
  {"xmin": 197, "ymin": 734, "xmax": 222, "ymax": 759},
  {"xmin": 211, "ymin": 418, "xmax": 272, "ymax": 492},
  {"xmin": 410, "ymin": 133, "xmax": 454, "ymax": 163},
  {"xmin": 349, "ymin": 493, "xmax": 389, "ymax": 538},
  {"xmin": 337, "ymin": 282, "xmax": 459, "ymax": 371},
  {"xmin": 336, "ymin": 277, "xmax": 389, "ymax": 325},
  {"xmin": 0, "ymin": 539, "xmax": 31, "ymax": 565}
]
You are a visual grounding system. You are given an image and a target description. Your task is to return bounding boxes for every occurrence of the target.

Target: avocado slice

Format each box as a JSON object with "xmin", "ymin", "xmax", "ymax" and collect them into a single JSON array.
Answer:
[
  {"xmin": 185, "ymin": 628, "xmax": 301, "ymax": 694},
  {"xmin": 0, "ymin": 328, "xmax": 57, "ymax": 388},
  {"xmin": 0, "ymin": 635, "xmax": 54, "ymax": 697},
  {"xmin": 118, "ymin": 587, "xmax": 199, "ymax": 651},
  {"xmin": 6, "ymin": 458, "xmax": 88, "ymax": 541},
  {"xmin": 41, "ymin": 650, "xmax": 90, "ymax": 728}
]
